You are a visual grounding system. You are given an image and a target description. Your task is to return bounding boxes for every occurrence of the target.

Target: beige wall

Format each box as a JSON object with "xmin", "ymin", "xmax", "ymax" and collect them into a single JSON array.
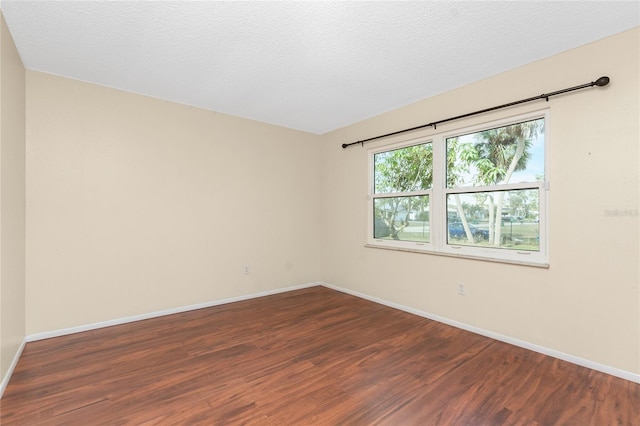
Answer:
[
  {"xmin": 0, "ymin": 12, "xmax": 26, "ymax": 381},
  {"xmin": 320, "ymin": 28, "xmax": 639, "ymax": 374},
  {"xmin": 26, "ymin": 72, "xmax": 322, "ymax": 334}
]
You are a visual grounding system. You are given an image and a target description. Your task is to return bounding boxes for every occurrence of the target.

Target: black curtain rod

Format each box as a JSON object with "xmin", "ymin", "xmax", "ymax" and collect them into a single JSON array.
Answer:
[{"xmin": 342, "ymin": 76, "xmax": 610, "ymax": 149}]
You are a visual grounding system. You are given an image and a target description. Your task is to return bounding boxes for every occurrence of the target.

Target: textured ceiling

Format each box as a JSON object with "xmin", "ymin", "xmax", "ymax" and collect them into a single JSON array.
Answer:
[{"xmin": 1, "ymin": 1, "xmax": 638, "ymax": 134}]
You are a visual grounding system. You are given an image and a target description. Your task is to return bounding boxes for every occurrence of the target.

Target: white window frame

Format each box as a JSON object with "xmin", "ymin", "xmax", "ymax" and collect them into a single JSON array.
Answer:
[{"xmin": 367, "ymin": 110, "xmax": 549, "ymax": 267}]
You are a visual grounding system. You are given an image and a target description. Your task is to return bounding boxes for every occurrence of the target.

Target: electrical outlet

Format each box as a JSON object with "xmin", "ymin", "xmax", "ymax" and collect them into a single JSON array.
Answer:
[
  {"xmin": 457, "ymin": 282, "xmax": 466, "ymax": 296},
  {"xmin": 243, "ymin": 264, "xmax": 250, "ymax": 275}
]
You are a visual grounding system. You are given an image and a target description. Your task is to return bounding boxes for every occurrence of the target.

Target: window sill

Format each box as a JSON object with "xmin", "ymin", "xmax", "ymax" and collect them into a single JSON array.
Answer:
[{"xmin": 364, "ymin": 243, "xmax": 549, "ymax": 268}]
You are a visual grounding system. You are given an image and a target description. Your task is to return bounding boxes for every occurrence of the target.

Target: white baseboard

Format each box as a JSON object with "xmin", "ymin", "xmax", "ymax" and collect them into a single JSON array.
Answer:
[
  {"xmin": 0, "ymin": 337, "xmax": 26, "ymax": 399},
  {"xmin": 320, "ymin": 282, "xmax": 640, "ymax": 384},
  {"xmin": 27, "ymin": 282, "xmax": 320, "ymax": 343}
]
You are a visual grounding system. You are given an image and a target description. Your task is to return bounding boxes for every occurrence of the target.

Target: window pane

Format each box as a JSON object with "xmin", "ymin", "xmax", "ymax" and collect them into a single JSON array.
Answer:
[
  {"xmin": 374, "ymin": 143, "xmax": 432, "ymax": 194},
  {"xmin": 446, "ymin": 189, "xmax": 539, "ymax": 251},
  {"xmin": 374, "ymin": 195, "xmax": 430, "ymax": 242},
  {"xmin": 447, "ymin": 118, "xmax": 544, "ymax": 188}
]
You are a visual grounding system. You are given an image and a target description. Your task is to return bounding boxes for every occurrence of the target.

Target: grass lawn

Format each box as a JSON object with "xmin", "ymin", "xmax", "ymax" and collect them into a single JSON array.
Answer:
[{"xmin": 377, "ymin": 221, "xmax": 540, "ymax": 251}]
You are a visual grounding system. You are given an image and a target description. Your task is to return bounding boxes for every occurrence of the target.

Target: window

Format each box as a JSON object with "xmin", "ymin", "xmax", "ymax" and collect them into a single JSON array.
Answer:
[
  {"xmin": 368, "ymin": 112, "xmax": 548, "ymax": 266},
  {"xmin": 373, "ymin": 142, "xmax": 432, "ymax": 245}
]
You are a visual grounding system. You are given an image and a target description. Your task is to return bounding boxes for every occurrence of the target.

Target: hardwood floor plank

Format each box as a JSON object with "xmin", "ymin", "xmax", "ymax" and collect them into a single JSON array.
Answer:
[{"xmin": 1, "ymin": 286, "xmax": 638, "ymax": 425}]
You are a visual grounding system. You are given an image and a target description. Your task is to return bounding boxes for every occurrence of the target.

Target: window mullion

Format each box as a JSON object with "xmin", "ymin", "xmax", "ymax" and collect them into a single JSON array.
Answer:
[
  {"xmin": 431, "ymin": 135, "xmax": 445, "ymax": 250},
  {"xmin": 445, "ymin": 182, "xmax": 543, "ymax": 195},
  {"xmin": 373, "ymin": 189, "xmax": 432, "ymax": 198}
]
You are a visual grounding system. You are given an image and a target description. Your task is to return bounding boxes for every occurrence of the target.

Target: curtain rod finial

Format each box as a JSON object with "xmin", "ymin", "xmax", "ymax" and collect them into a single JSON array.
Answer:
[{"xmin": 595, "ymin": 76, "xmax": 610, "ymax": 87}]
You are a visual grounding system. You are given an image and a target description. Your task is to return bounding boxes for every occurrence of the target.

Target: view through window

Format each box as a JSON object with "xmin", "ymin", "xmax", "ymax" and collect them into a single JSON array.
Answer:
[{"xmin": 369, "ymin": 113, "xmax": 547, "ymax": 265}]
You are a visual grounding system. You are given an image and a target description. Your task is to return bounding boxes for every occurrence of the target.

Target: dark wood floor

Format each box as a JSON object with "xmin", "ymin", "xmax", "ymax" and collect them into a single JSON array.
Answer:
[{"xmin": 1, "ymin": 286, "xmax": 638, "ymax": 425}]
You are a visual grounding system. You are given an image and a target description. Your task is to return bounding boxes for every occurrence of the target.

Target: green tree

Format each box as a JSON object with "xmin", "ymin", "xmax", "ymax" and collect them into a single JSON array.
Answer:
[
  {"xmin": 507, "ymin": 189, "xmax": 537, "ymax": 220},
  {"xmin": 374, "ymin": 144, "xmax": 432, "ymax": 239},
  {"xmin": 465, "ymin": 120, "xmax": 543, "ymax": 245},
  {"xmin": 447, "ymin": 138, "xmax": 480, "ymax": 243},
  {"xmin": 373, "ymin": 119, "xmax": 541, "ymax": 245}
]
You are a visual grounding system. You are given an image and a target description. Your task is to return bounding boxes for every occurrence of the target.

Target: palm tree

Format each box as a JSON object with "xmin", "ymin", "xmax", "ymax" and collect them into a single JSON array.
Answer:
[{"xmin": 473, "ymin": 119, "xmax": 543, "ymax": 245}]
